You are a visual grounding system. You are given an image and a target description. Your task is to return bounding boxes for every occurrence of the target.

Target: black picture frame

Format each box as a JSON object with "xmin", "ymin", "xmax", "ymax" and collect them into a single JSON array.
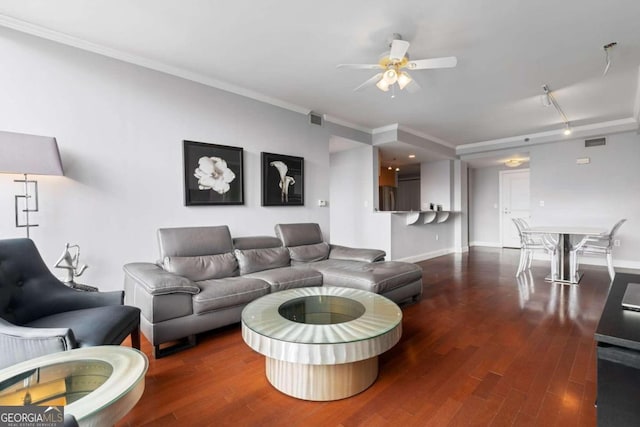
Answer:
[
  {"xmin": 261, "ymin": 152, "xmax": 304, "ymax": 206},
  {"xmin": 183, "ymin": 140, "xmax": 244, "ymax": 206}
]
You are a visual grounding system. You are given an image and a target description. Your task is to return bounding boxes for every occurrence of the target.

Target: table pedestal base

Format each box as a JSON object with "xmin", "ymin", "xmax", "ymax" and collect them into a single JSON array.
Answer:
[
  {"xmin": 545, "ymin": 272, "xmax": 582, "ymax": 284},
  {"xmin": 266, "ymin": 357, "xmax": 378, "ymax": 401}
]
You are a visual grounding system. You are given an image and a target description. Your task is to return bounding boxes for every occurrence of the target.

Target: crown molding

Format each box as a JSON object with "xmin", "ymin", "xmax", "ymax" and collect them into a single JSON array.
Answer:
[
  {"xmin": 397, "ymin": 126, "xmax": 455, "ymax": 149},
  {"xmin": 322, "ymin": 115, "xmax": 371, "ymax": 134},
  {"xmin": 456, "ymin": 118, "xmax": 638, "ymax": 155},
  {"xmin": 371, "ymin": 124, "xmax": 398, "ymax": 134},
  {"xmin": 0, "ymin": 14, "xmax": 312, "ymax": 116}
]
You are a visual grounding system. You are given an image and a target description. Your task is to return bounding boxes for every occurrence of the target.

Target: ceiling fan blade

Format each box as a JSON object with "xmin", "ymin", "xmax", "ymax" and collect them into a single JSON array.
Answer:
[
  {"xmin": 337, "ymin": 63, "xmax": 382, "ymax": 70},
  {"xmin": 353, "ymin": 73, "xmax": 383, "ymax": 91},
  {"xmin": 407, "ymin": 56, "xmax": 457, "ymax": 70},
  {"xmin": 389, "ymin": 39, "xmax": 410, "ymax": 61}
]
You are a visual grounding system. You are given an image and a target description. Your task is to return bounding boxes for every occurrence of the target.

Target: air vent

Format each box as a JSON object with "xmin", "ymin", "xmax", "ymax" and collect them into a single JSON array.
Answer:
[
  {"xmin": 309, "ymin": 112, "xmax": 323, "ymax": 126},
  {"xmin": 585, "ymin": 137, "xmax": 606, "ymax": 147}
]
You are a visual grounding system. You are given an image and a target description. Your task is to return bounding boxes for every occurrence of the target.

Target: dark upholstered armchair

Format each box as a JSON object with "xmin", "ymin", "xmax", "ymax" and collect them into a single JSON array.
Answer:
[{"xmin": 0, "ymin": 238, "xmax": 140, "ymax": 369}]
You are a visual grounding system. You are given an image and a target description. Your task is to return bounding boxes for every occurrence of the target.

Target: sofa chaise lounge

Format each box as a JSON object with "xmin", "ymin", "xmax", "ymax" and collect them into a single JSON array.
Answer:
[{"xmin": 123, "ymin": 223, "xmax": 422, "ymax": 357}]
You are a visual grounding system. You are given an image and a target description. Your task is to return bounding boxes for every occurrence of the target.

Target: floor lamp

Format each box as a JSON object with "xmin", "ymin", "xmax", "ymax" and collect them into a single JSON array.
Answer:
[{"xmin": 0, "ymin": 130, "xmax": 64, "ymax": 238}]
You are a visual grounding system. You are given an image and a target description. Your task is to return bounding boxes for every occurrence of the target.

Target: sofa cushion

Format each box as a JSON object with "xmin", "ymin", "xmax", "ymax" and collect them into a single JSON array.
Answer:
[
  {"xmin": 275, "ymin": 223, "xmax": 324, "ymax": 246},
  {"xmin": 329, "ymin": 245, "xmax": 386, "ymax": 263},
  {"xmin": 192, "ymin": 277, "xmax": 270, "ymax": 314},
  {"xmin": 310, "ymin": 260, "xmax": 423, "ymax": 294},
  {"xmin": 163, "ymin": 253, "xmax": 238, "ymax": 281},
  {"xmin": 234, "ymin": 247, "xmax": 290, "ymax": 275},
  {"xmin": 26, "ymin": 305, "xmax": 141, "ymax": 347},
  {"xmin": 288, "ymin": 242, "xmax": 330, "ymax": 264},
  {"xmin": 158, "ymin": 226, "xmax": 233, "ymax": 258},
  {"xmin": 233, "ymin": 236, "xmax": 282, "ymax": 250},
  {"xmin": 245, "ymin": 267, "xmax": 323, "ymax": 292}
]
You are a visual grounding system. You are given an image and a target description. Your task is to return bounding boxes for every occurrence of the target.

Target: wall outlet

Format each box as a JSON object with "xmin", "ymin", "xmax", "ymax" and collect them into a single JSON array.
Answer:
[
  {"xmin": 539, "ymin": 200, "xmax": 545, "ymax": 207},
  {"xmin": 435, "ymin": 234, "xmax": 439, "ymax": 241},
  {"xmin": 614, "ymin": 239, "xmax": 621, "ymax": 247},
  {"xmin": 318, "ymin": 200, "xmax": 327, "ymax": 207}
]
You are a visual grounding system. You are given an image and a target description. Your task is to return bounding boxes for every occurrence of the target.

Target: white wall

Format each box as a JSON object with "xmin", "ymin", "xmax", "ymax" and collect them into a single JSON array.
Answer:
[
  {"xmin": 468, "ymin": 131, "xmax": 640, "ymax": 267},
  {"xmin": 469, "ymin": 166, "xmax": 502, "ymax": 246},
  {"xmin": 0, "ymin": 27, "xmax": 333, "ymax": 290},
  {"xmin": 389, "ymin": 214, "xmax": 456, "ymax": 261},
  {"xmin": 529, "ymin": 131, "xmax": 639, "ymax": 266},
  {"xmin": 420, "ymin": 159, "xmax": 453, "ymax": 210},
  {"xmin": 329, "ymin": 145, "xmax": 391, "ymax": 254}
]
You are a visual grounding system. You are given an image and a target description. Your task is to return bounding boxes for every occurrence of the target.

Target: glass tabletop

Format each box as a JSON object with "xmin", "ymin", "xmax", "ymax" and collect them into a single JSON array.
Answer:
[
  {"xmin": 0, "ymin": 360, "xmax": 113, "ymax": 407},
  {"xmin": 278, "ymin": 295, "xmax": 366, "ymax": 325}
]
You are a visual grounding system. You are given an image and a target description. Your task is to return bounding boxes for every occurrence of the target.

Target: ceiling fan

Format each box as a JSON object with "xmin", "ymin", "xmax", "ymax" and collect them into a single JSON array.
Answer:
[{"xmin": 337, "ymin": 33, "xmax": 457, "ymax": 94}]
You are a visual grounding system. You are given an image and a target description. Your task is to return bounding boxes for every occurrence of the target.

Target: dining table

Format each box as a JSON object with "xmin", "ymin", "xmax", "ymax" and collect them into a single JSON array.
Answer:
[{"xmin": 522, "ymin": 226, "xmax": 607, "ymax": 284}]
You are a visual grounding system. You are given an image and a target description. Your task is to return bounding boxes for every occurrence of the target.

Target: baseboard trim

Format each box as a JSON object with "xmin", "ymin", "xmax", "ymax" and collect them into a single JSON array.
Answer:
[
  {"xmin": 394, "ymin": 248, "xmax": 456, "ymax": 263},
  {"xmin": 470, "ymin": 241, "xmax": 502, "ymax": 248}
]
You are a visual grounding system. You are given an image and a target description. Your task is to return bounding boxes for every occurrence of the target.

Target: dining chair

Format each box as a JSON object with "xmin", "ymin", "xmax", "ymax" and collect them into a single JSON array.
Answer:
[
  {"xmin": 570, "ymin": 219, "xmax": 627, "ymax": 280},
  {"xmin": 512, "ymin": 218, "xmax": 558, "ymax": 277}
]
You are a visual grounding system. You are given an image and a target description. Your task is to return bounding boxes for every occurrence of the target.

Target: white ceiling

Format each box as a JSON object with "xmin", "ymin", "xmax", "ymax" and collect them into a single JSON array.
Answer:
[{"xmin": 1, "ymin": 0, "xmax": 639, "ymax": 149}]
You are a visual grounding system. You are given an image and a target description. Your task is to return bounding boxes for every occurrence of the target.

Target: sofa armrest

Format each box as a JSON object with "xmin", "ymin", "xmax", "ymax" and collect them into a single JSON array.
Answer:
[
  {"xmin": 329, "ymin": 245, "xmax": 386, "ymax": 263},
  {"xmin": 0, "ymin": 318, "xmax": 76, "ymax": 369},
  {"xmin": 123, "ymin": 262, "xmax": 200, "ymax": 296}
]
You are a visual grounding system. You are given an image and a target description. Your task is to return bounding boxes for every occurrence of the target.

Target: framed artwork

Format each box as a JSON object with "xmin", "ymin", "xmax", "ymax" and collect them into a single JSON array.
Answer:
[
  {"xmin": 183, "ymin": 140, "xmax": 244, "ymax": 206},
  {"xmin": 261, "ymin": 152, "xmax": 304, "ymax": 206}
]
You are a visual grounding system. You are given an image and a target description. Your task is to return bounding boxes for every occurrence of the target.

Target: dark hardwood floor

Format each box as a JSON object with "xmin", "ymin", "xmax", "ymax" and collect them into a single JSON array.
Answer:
[{"xmin": 117, "ymin": 247, "xmax": 615, "ymax": 426}]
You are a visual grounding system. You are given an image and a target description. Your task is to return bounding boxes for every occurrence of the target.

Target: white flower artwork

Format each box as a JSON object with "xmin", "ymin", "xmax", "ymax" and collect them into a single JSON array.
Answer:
[
  {"xmin": 270, "ymin": 160, "xmax": 295, "ymax": 202},
  {"xmin": 194, "ymin": 156, "xmax": 236, "ymax": 194}
]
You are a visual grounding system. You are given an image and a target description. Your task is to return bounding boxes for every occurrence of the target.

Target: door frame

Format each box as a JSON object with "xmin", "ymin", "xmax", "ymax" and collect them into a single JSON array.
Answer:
[{"xmin": 499, "ymin": 168, "xmax": 530, "ymax": 247}]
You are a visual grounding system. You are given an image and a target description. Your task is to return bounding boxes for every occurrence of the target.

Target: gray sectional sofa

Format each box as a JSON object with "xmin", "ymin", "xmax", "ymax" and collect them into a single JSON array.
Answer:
[{"xmin": 123, "ymin": 223, "xmax": 422, "ymax": 358}]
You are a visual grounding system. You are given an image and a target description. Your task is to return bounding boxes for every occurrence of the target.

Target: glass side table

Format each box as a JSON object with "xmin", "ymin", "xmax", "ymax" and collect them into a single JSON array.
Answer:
[{"xmin": 0, "ymin": 346, "xmax": 147, "ymax": 426}]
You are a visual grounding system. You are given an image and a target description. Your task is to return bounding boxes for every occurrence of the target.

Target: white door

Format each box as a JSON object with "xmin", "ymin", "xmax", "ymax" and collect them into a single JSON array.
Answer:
[{"xmin": 500, "ymin": 169, "xmax": 530, "ymax": 248}]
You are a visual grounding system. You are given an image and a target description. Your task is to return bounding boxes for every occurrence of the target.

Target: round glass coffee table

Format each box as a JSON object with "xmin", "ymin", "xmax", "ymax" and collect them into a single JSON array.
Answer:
[{"xmin": 242, "ymin": 287, "xmax": 402, "ymax": 401}]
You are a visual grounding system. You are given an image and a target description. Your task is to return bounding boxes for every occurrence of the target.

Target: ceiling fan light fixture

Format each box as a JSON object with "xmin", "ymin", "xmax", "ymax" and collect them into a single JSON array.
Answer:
[
  {"xmin": 376, "ymin": 78, "xmax": 390, "ymax": 92},
  {"xmin": 397, "ymin": 72, "xmax": 412, "ymax": 90},
  {"xmin": 383, "ymin": 69, "xmax": 398, "ymax": 84}
]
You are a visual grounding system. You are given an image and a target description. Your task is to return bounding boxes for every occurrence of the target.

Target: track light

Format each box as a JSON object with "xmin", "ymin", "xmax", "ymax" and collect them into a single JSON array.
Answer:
[{"xmin": 541, "ymin": 84, "xmax": 572, "ymax": 136}]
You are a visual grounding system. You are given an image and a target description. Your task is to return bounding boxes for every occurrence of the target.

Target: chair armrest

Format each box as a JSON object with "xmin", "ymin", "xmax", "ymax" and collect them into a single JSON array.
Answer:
[
  {"xmin": 0, "ymin": 318, "xmax": 76, "ymax": 369},
  {"xmin": 49, "ymin": 290, "xmax": 125, "ymax": 312},
  {"xmin": 329, "ymin": 245, "xmax": 386, "ymax": 263},
  {"xmin": 123, "ymin": 262, "xmax": 200, "ymax": 295}
]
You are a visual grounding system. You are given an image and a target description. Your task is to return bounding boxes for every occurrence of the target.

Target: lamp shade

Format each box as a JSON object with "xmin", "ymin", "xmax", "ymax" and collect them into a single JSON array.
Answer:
[{"xmin": 0, "ymin": 130, "xmax": 64, "ymax": 176}]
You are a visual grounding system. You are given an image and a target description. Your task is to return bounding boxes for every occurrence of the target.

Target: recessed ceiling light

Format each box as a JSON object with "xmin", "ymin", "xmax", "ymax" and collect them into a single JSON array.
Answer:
[{"xmin": 408, "ymin": 154, "xmax": 416, "ymax": 158}]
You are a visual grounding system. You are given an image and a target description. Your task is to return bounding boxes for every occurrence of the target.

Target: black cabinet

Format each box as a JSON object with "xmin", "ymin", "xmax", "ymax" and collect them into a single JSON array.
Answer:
[{"xmin": 595, "ymin": 273, "xmax": 640, "ymax": 426}]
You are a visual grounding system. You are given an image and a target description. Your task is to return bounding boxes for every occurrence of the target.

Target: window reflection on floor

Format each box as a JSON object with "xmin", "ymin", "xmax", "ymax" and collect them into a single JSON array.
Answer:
[{"xmin": 516, "ymin": 269, "xmax": 580, "ymax": 322}]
